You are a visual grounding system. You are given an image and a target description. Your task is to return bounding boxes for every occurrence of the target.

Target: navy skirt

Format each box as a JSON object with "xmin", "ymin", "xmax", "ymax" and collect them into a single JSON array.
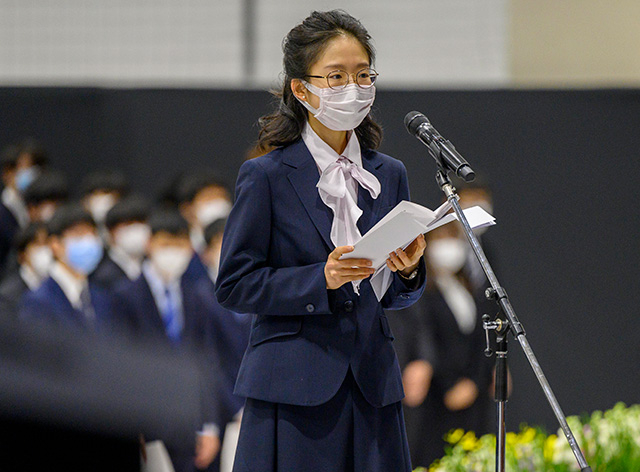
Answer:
[{"xmin": 232, "ymin": 369, "xmax": 412, "ymax": 472}]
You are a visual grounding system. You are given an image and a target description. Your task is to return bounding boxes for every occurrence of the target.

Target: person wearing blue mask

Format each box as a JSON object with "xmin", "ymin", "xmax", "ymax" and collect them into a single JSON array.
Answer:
[
  {"xmin": 18, "ymin": 203, "xmax": 116, "ymax": 334},
  {"xmin": 215, "ymin": 10, "xmax": 426, "ymax": 472}
]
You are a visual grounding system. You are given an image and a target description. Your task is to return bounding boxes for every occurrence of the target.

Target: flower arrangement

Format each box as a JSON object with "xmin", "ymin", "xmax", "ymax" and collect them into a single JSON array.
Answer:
[{"xmin": 414, "ymin": 402, "xmax": 640, "ymax": 472}]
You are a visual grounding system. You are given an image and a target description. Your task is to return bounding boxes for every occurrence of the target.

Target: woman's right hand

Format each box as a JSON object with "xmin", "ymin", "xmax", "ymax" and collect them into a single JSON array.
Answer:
[{"xmin": 325, "ymin": 245, "xmax": 375, "ymax": 290}]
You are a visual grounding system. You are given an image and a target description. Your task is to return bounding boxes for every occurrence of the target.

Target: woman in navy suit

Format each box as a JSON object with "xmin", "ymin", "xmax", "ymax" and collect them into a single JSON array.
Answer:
[{"xmin": 216, "ymin": 10, "xmax": 427, "ymax": 472}]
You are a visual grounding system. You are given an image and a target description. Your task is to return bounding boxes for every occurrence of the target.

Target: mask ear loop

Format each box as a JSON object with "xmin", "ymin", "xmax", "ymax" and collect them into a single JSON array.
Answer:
[{"xmin": 295, "ymin": 80, "xmax": 322, "ymax": 115}]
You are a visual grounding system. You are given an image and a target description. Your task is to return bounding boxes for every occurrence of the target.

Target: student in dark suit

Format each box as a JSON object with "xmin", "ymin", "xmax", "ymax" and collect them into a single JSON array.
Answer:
[
  {"xmin": 112, "ymin": 209, "xmax": 223, "ymax": 472},
  {"xmin": 90, "ymin": 196, "xmax": 151, "ymax": 290},
  {"xmin": 79, "ymin": 170, "xmax": 130, "ymax": 239},
  {"xmin": 397, "ymin": 222, "xmax": 496, "ymax": 468},
  {"xmin": 199, "ymin": 219, "xmax": 250, "ymax": 420},
  {"xmin": 0, "ymin": 140, "xmax": 48, "ymax": 276},
  {"xmin": 22, "ymin": 170, "xmax": 69, "ymax": 224},
  {"xmin": 0, "ymin": 222, "xmax": 51, "ymax": 319},
  {"xmin": 18, "ymin": 204, "xmax": 116, "ymax": 334},
  {"xmin": 215, "ymin": 11, "xmax": 427, "ymax": 472}
]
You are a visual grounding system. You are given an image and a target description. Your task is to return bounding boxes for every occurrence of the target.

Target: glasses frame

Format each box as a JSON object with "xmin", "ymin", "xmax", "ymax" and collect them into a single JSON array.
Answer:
[{"xmin": 304, "ymin": 68, "xmax": 378, "ymax": 90}]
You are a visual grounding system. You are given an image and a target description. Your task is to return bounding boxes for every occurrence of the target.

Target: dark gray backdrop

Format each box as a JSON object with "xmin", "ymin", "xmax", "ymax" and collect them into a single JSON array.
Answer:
[{"xmin": 1, "ymin": 87, "xmax": 639, "ymax": 434}]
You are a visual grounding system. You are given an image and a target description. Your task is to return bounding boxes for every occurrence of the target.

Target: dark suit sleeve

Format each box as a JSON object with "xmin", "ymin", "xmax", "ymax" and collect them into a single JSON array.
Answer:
[
  {"xmin": 215, "ymin": 159, "xmax": 332, "ymax": 316},
  {"xmin": 380, "ymin": 160, "xmax": 427, "ymax": 310}
]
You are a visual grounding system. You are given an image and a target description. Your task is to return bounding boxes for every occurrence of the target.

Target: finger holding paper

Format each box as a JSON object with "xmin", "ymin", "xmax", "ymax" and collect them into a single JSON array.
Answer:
[
  {"xmin": 325, "ymin": 245, "xmax": 375, "ymax": 290},
  {"xmin": 386, "ymin": 233, "xmax": 426, "ymax": 275}
]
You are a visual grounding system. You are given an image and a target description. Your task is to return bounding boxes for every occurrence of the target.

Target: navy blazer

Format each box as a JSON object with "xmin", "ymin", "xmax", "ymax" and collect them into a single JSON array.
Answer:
[
  {"xmin": 0, "ymin": 272, "xmax": 29, "ymax": 320},
  {"xmin": 90, "ymin": 253, "xmax": 129, "ymax": 290},
  {"xmin": 113, "ymin": 274, "xmax": 228, "ymax": 428},
  {"xmin": 0, "ymin": 203, "xmax": 19, "ymax": 277},
  {"xmin": 19, "ymin": 277, "xmax": 117, "ymax": 334},
  {"xmin": 215, "ymin": 139, "xmax": 426, "ymax": 408}
]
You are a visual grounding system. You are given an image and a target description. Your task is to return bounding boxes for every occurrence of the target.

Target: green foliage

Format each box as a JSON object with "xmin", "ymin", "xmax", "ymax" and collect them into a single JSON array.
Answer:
[{"xmin": 415, "ymin": 403, "xmax": 640, "ymax": 472}]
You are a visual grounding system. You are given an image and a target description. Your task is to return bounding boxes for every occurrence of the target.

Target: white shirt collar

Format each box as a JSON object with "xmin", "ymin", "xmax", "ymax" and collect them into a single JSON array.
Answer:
[
  {"xmin": 1, "ymin": 187, "xmax": 29, "ymax": 227},
  {"xmin": 20, "ymin": 264, "xmax": 42, "ymax": 291},
  {"xmin": 142, "ymin": 260, "xmax": 183, "ymax": 318},
  {"xmin": 109, "ymin": 247, "xmax": 142, "ymax": 280},
  {"xmin": 50, "ymin": 262, "xmax": 87, "ymax": 310},
  {"xmin": 301, "ymin": 123, "xmax": 362, "ymax": 174}
]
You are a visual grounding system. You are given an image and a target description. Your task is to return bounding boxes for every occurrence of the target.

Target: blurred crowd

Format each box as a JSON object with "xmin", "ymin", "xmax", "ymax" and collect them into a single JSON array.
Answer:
[
  {"xmin": 0, "ymin": 137, "xmax": 504, "ymax": 470},
  {"xmin": 0, "ymin": 138, "xmax": 249, "ymax": 472}
]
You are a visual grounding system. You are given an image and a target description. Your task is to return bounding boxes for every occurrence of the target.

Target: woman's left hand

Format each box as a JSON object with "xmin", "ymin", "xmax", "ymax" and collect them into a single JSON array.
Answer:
[{"xmin": 386, "ymin": 233, "xmax": 426, "ymax": 277}]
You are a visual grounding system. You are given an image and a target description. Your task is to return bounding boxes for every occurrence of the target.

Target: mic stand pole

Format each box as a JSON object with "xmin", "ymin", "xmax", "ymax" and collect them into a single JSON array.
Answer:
[{"xmin": 434, "ymin": 168, "xmax": 592, "ymax": 472}]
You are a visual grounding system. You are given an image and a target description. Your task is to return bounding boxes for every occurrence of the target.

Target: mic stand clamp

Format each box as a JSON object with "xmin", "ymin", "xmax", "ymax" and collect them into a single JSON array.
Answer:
[{"xmin": 434, "ymin": 168, "xmax": 592, "ymax": 472}]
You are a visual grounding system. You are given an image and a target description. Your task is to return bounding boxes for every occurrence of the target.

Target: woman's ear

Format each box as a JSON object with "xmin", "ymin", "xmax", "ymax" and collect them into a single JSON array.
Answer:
[{"xmin": 290, "ymin": 79, "xmax": 307, "ymax": 102}]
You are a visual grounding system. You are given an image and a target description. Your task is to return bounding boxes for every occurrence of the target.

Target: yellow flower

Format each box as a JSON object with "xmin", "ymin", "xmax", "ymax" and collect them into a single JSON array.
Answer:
[
  {"xmin": 460, "ymin": 431, "xmax": 479, "ymax": 451},
  {"xmin": 445, "ymin": 428, "xmax": 465, "ymax": 444},
  {"xmin": 544, "ymin": 434, "xmax": 557, "ymax": 461},
  {"xmin": 519, "ymin": 427, "xmax": 536, "ymax": 444}
]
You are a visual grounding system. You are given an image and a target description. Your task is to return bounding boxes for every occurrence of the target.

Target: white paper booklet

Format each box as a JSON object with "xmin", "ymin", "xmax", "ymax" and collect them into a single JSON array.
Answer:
[{"xmin": 341, "ymin": 200, "xmax": 496, "ymax": 301}]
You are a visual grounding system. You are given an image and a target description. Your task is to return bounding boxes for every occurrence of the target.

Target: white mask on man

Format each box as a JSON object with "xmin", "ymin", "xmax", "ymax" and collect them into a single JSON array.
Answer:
[
  {"xmin": 195, "ymin": 199, "xmax": 231, "ymax": 228},
  {"xmin": 28, "ymin": 245, "xmax": 53, "ymax": 279},
  {"xmin": 427, "ymin": 238, "xmax": 468, "ymax": 274},
  {"xmin": 113, "ymin": 223, "xmax": 150, "ymax": 259},
  {"xmin": 150, "ymin": 247, "xmax": 192, "ymax": 283}
]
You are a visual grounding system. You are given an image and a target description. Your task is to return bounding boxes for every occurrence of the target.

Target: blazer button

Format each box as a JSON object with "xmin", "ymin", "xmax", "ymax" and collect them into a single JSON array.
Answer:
[
  {"xmin": 305, "ymin": 303, "xmax": 315, "ymax": 313},
  {"xmin": 343, "ymin": 300, "xmax": 354, "ymax": 313}
]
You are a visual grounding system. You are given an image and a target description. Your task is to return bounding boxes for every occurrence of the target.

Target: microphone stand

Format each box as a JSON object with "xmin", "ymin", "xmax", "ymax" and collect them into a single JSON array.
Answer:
[{"xmin": 434, "ymin": 168, "xmax": 592, "ymax": 472}]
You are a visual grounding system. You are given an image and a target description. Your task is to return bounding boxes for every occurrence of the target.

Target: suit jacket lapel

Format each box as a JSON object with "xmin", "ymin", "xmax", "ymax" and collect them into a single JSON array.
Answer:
[
  {"xmin": 357, "ymin": 150, "xmax": 387, "ymax": 235},
  {"xmin": 285, "ymin": 141, "xmax": 334, "ymax": 250}
]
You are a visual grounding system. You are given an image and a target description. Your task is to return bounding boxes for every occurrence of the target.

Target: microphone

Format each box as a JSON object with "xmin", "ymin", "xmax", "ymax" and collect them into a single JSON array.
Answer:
[{"xmin": 404, "ymin": 111, "xmax": 475, "ymax": 182}]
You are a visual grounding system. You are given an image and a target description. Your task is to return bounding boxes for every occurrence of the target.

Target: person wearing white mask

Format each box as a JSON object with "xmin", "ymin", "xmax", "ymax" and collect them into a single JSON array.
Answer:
[
  {"xmin": 456, "ymin": 177, "xmax": 497, "ymax": 291},
  {"xmin": 178, "ymin": 172, "xmax": 232, "ymax": 255},
  {"xmin": 0, "ymin": 222, "xmax": 51, "ymax": 318},
  {"xmin": 80, "ymin": 170, "xmax": 129, "ymax": 230},
  {"xmin": 215, "ymin": 10, "xmax": 427, "ymax": 472},
  {"xmin": 112, "ymin": 209, "xmax": 223, "ymax": 472},
  {"xmin": 90, "ymin": 196, "xmax": 151, "ymax": 290},
  {"xmin": 23, "ymin": 170, "xmax": 69, "ymax": 224},
  {"xmin": 394, "ymin": 223, "xmax": 497, "ymax": 468},
  {"xmin": 19, "ymin": 204, "xmax": 117, "ymax": 334},
  {"xmin": 0, "ymin": 141, "xmax": 49, "ymax": 275}
]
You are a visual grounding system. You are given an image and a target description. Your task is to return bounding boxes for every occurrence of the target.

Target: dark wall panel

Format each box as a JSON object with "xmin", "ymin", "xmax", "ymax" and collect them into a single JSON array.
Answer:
[{"xmin": 1, "ymin": 87, "xmax": 639, "ymax": 434}]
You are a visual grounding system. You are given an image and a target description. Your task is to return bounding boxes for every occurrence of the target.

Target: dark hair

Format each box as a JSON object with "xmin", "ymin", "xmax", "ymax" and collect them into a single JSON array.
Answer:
[
  {"xmin": 203, "ymin": 218, "xmax": 226, "ymax": 246},
  {"xmin": 17, "ymin": 138, "xmax": 49, "ymax": 167},
  {"xmin": 257, "ymin": 10, "xmax": 382, "ymax": 152},
  {"xmin": 80, "ymin": 170, "xmax": 129, "ymax": 197},
  {"xmin": 23, "ymin": 170, "xmax": 69, "ymax": 205},
  {"xmin": 1, "ymin": 145, "xmax": 21, "ymax": 172},
  {"xmin": 14, "ymin": 222, "xmax": 47, "ymax": 254},
  {"xmin": 105, "ymin": 195, "xmax": 151, "ymax": 230},
  {"xmin": 148, "ymin": 209, "xmax": 190, "ymax": 237},
  {"xmin": 47, "ymin": 203, "xmax": 95, "ymax": 236},
  {"xmin": 177, "ymin": 171, "xmax": 231, "ymax": 204}
]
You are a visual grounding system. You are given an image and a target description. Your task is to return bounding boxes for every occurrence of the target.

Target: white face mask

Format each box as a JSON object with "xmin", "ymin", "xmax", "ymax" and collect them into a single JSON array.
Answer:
[
  {"xmin": 114, "ymin": 223, "xmax": 150, "ymax": 259},
  {"xmin": 38, "ymin": 202, "xmax": 57, "ymax": 223},
  {"xmin": 150, "ymin": 247, "xmax": 192, "ymax": 282},
  {"xmin": 195, "ymin": 199, "xmax": 231, "ymax": 228},
  {"xmin": 28, "ymin": 245, "xmax": 53, "ymax": 279},
  {"xmin": 297, "ymin": 82, "xmax": 376, "ymax": 131},
  {"xmin": 88, "ymin": 194, "xmax": 118, "ymax": 224},
  {"xmin": 428, "ymin": 238, "xmax": 468, "ymax": 274}
]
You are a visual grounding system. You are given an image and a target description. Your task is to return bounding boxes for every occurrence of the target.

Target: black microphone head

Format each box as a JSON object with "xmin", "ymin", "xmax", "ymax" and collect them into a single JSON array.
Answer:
[{"xmin": 404, "ymin": 111, "xmax": 429, "ymax": 136}]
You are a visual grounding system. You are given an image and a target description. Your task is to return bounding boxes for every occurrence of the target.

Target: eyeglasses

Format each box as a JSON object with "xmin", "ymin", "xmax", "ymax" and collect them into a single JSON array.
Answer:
[{"xmin": 304, "ymin": 68, "xmax": 378, "ymax": 90}]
